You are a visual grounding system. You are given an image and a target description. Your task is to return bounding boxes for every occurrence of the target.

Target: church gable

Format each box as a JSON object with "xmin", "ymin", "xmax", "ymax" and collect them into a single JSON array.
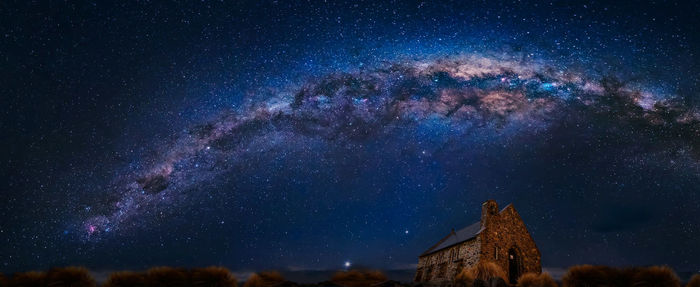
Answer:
[{"xmin": 478, "ymin": 201, "xmax": 541, "ymax": 284}]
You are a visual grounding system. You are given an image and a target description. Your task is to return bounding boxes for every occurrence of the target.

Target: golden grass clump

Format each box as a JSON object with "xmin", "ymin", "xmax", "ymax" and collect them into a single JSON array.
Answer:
[
  {"xmin": 330, "ymin": 270, "xmax": 388, "ymax": 287},
  {"xmin": 537, "ymin": 273, "xmax": 558, "ymax": 287},
  {"xmin": 45, "ymin": 266, "xmax": 96, "ymax": 287},
  {"xmin": 517, "ymin": 273, "xmax": 540, "ymax": 287},
  {"xmin": 102, "ymin": 271, "xmax": 147, "ymax": 287},
  {"xmin": 630, "ymin": 266, "xmax": 680, "ymax": 287},
  {"xmin": 146, "ymin": 266, "xmax": 190, "ymax": 287},
  {"xmin": 454, "ymin": 268, "xmax": 475, "ymax": 287},
  {"xmin": 10, "ymin": 271, "xmax": 46, "ymax": 287},
  {"xmin": 687, "ymin": 274, "xmax": 700, "ymax": 287},
  {"xmin": 517, "ymin": 272, "xmax": 557, "ymax": 287},
  {"xmin": 191, "ymin": 266, "xmax": 238, "ymax": 287},
  {"xmin": 562, "ymin": 265, "xmax": 619, "ymax": 287},
  {"xmin": 470, "ymin": 261, "xmax": 507, "ymax": 282},
  {"xmin": 361, "ymin": 270, "xmax": 387, "ymax": 283},
  {"xmin": 243, "ymin": 271, "xmax": 286, "ymax": 287}
]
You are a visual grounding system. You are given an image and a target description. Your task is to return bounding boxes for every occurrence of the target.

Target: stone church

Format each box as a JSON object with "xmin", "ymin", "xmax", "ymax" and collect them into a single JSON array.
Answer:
[{"xmin": 414, "ymin": 200, "xmax": 541, "ymax": 285}]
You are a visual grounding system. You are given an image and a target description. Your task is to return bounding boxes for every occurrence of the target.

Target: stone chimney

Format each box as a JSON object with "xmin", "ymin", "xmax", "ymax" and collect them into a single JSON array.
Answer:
[{"xmin": 481, "ymin": 200, "xmax": 498, "ymax": 227}]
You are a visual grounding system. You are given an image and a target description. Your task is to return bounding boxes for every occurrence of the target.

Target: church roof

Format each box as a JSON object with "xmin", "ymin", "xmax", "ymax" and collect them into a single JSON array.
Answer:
[{"xmin": 420, "ymin": 221, "xmax": 484, "ymax": 256}]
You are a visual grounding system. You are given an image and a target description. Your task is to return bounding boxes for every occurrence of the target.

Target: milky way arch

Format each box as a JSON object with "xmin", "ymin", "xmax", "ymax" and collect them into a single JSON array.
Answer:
[{"xmin": 79, "ymin": 54, "xmax": 699, "ymax": 241}]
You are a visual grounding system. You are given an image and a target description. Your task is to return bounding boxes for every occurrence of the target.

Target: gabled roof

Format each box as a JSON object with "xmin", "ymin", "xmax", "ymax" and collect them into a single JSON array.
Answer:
[{"xmin": 420, "ymin": 221, "xmax": 484, "ymax": 256}]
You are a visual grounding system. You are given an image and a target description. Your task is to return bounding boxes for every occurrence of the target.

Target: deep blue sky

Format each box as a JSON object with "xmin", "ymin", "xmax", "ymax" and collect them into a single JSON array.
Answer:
[{"xmin": 1, "ymin": 0, "xmax": 699, "ymax": 275}]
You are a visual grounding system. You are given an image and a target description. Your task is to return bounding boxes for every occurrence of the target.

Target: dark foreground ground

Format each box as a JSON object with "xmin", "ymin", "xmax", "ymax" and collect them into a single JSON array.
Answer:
[{"xmin": 3, "ymin": 265, "xmax": 698, "ymax": 287}]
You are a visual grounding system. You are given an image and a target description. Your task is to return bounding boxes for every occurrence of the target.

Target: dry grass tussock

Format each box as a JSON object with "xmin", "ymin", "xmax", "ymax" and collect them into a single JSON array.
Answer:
[
  {"xmin": 146, "ymin": 266, "xmax": 190, "ymax": 287},
  {"xmin": 685, "ymin": 274, "xmax": 700, "ymax": 287},
  {"xmin": 563, "ymin": 265, "xmax": 683, "ymax": 287},
  {"xmin": 517, "ymin": 272, "xmax": 557, "ymax": 287},
  {"xmin": 687, "ymin": 274, "xmax": 700, "ymax": 287},
  {"xmin": 453, "ymin": 262, "xmax": 506, "ymax": 287},
  {"xmin": 562, "ymin": 265, "xmax": 618, "ymax": 287},
  {"xmin": 243, "ymin": 271, "xmax": 285, "ymax": 287},
  {"xmin": 191, "ymin": 266, "xmax": 238, "ymax": 287},
  {"xmin": 46, "ymin": 266, "xmax": 96, "ymax": 287},
  {"xmin": 102, "ymin": 271, "xmax": 147, "ymax": 287},
  {"xmin": 470, "ymin": 261, "xmax": 507, "ymax": 282},
  {"xmin": 10, "ymin": 271, "xmax": 47, "ymax": 287},
  {"xmin": 629, "ymin": 266, "xmax": 680, "ymax": 287},
  {"xmin": 454, "ymin": 268, "xmax": 475, "ymax": 287}
]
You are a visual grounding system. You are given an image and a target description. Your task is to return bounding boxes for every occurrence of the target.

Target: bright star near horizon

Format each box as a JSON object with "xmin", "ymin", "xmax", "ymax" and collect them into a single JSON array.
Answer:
[{"xmin": 344, "ymin": 261, "xmax": 351, "ymax": 268}]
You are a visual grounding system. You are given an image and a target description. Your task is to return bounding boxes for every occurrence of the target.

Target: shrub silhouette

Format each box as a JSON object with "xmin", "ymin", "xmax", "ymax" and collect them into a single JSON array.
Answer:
[
  {"xmin": 330, "ymin": 270, "xmax": 387, "ymax": 287},
  {"xmin": 243, "ymin": 271, "xmax": 285, "ymax": 287},
  {"xmin": 474, "ymin": 277, "xmax": 508, "ymax": 287},
  {"xmin": 517, "ymin": 273, "xmax": 540, "ymax": 287},
  {"xmin": 454, "ymin": 267, "xmax": 474, "ymax": 287},
  {"xmin": 0, "ymin": 265, "xmax": 691, "ymax": 287},
  {"xmin": 146, "ymin": 267, "xmax": 190, "ymax": 287},
  {"xmin": 517, "ymin": 272, "xmax": 557, "ymax": 287},
  {"xmin": 470, "ymin": 261, "xmax": 507, "ymax": 282},
  {"xmin": 630, "ymin": 266, "xmax": 680, "ymax": 287},
  {"xmin": 562, "ymin": 265, "xmax": 619, "ymax": 287},
  {"xmin": 617, "ymin": 267, "xmax": 643, "ymax": 285},
  {"xmin": 191, "ymin": 267, "xmax": 238, "ymax": 287},
  {"xmin": 537, "ymin": 273, "xmax": 557, "ymax": 287},
  {"xmin": 687, "ymin": 274, "xmax": 700, "ymax": 287},
  {"xmin": 102, "ymin": 271, "xmax": 147, "ymax": 287},
  {"xmin": 46, "ymin": 266, "xmax": 96, "ymax": 287},
  {"xmin": 9, "ymin": 271, "xmax": 46, "ymax": 287}
]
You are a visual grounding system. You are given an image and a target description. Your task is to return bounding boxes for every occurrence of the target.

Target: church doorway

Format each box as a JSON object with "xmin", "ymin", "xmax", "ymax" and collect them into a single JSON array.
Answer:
[{"xmin": 508, "ymin": 248, "xmax": 521, "ymax": 284}]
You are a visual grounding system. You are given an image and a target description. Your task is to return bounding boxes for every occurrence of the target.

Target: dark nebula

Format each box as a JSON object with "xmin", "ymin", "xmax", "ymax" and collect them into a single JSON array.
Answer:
[{"xmin": 137, "ymin": 174, "xmax": 169, "ymax": 194}]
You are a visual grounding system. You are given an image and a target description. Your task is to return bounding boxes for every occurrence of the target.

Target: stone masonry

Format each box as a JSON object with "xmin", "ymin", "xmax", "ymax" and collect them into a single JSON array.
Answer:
[{"xmin": 414, "ymin": 200, "xmax": 541, "ymax": 286}]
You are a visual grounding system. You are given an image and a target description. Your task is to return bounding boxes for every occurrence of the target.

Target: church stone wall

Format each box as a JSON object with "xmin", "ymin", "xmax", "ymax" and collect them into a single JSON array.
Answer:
[
  {"xmin": 415, "ymin": 237, "xmax": 481, "ymax": 284},
  {"xmin": 478, "ymin": 202, "xmax": 541, "ymax": 282}
]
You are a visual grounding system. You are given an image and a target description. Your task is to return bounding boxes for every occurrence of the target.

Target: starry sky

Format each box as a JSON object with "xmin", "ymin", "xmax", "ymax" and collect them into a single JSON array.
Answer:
[{"xmin": 1, "ymin": 0, "xmax": 699, "ymax": 276}]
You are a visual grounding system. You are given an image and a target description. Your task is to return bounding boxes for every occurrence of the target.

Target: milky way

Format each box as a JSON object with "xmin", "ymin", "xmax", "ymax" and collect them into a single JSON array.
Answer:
[{"xmin": 79, "ymin": 53, "xmax": 699, "ymax": 242}]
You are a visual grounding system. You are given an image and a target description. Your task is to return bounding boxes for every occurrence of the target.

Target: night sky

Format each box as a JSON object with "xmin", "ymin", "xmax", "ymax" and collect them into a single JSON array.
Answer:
[{"xmin": 2, "ymin": 0, "xmax": 699, "ymax": 276}]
